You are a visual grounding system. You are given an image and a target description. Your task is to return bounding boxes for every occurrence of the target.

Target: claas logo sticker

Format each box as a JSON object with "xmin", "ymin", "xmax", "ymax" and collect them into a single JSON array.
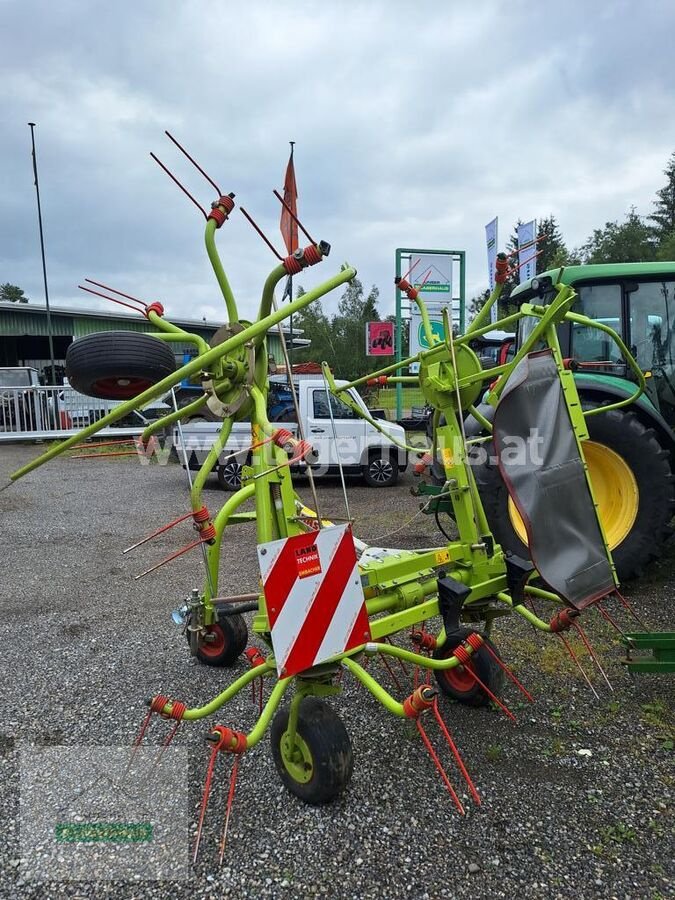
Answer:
[{"xmin": 295, "ymin": 543, "xmax": 321, "ymax": 578}]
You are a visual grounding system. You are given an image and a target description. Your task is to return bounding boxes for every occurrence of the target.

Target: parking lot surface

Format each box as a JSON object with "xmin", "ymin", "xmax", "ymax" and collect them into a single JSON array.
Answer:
[{"xmin": 0, "ymin": 444, "xmax": 673, "ymax": 899}]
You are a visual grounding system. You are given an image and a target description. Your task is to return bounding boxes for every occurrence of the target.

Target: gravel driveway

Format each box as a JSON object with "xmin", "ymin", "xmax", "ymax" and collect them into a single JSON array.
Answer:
[{"xmin": 0, "ymin": 444, "xmax": 673, "ymax": 899}]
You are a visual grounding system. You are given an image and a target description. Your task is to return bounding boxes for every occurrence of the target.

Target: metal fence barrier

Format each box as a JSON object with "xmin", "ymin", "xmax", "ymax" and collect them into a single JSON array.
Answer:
[{"xmin": 0, "ymin": 385, "xmax": 168, "ymax": 442}]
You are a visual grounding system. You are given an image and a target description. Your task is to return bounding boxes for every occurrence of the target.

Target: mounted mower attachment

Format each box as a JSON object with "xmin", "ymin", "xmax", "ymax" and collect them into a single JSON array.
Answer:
[{"xmin": 8, "ymin": 135, "xmax": 657, "ymax": 865}]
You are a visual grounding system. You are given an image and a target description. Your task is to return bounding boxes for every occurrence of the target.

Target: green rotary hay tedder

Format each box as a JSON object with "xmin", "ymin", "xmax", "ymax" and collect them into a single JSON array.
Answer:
[{"xmin": 8, "ymin": 133, "xmax": 667, "ymax": 864}]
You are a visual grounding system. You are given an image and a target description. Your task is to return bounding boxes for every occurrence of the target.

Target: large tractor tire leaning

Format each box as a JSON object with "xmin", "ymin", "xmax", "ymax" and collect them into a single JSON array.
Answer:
[
  {"xmin": 66, "ymin": 332, "xmax": 176, "ymax": 400},
  {"xmin": 473, "ymin": 405, "xmax": 674, "ymax": 581}
]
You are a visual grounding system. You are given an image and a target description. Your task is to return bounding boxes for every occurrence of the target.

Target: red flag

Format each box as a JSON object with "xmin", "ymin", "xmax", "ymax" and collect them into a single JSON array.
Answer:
[{"xmin": 280, "ymin": 145, "xmax": 298, "ymax": 254}]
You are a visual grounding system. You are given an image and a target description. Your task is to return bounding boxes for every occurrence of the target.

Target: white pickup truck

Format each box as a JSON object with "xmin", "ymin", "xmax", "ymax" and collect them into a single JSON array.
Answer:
[{"xmin": 174, "ymin": 376, "xmax": 407, "ymax": 489}]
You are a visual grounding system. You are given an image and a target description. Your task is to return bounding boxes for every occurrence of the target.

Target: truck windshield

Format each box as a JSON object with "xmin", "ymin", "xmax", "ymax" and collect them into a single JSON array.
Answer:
[{"xmin": 0, "ymin": 369, "xmax": 32, "ymax": 387}]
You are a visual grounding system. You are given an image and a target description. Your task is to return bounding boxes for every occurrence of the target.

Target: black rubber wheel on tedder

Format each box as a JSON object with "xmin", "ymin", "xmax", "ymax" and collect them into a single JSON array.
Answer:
[
  {"xmin": 188, "ymin": 608, "xmax": 248, "ymax": 667},
  {"xmin": 66, "ymin": 332, "xmax": 176, "ymax": 400},
  {"xmin": 270, "ymin": 698, "xmax": 354, "ymax": 804},
  {"xmin": 433, "ymin": 627, "xmax": 505, "ymax": 707}
]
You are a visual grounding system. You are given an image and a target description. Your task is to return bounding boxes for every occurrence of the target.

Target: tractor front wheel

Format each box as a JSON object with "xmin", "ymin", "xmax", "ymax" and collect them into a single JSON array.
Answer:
[
  {"xmin": 270, "ymin": 698, "xmax": 353, "ymax": 804},
  {"xmin": 433, "ymin": 628, "xmax": 505, "ymax": 707}
]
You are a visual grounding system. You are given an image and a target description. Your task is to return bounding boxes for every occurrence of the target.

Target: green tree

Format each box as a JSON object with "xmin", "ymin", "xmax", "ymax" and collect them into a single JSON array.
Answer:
[
  {"xmin": 536, "ymin": 215, "xmax": 576, "ymax": 271},
  {"xmin": 0, "ymin": 283, "xmax": 29, "ymax": 303},
  {"xmin": 291, "ymin": 289, "xmax": 336, "ymax": 369},
  {"xmin": 580, "ymin": 208, "xmax": 656, "ymax": 263},
  {"xmin": 656, "ymin": 229, "xmax": 675, "ymax": 261},
  {"xmin": 332, "ymin": 279, "xmax": 380, "ymax": 380},
  {"xmin": 649, "ymin": 151, "xmax": 675, "ymax": 240}
]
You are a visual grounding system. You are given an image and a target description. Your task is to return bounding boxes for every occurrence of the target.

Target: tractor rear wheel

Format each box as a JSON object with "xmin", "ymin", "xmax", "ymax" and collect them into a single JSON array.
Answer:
[
  {"xmin": 474, "ymin": 406, "xmax": 674, "ymax": 581},
  {"xmin": 66, "ymin": 332, "xmax": 176, "ymax": 400}
]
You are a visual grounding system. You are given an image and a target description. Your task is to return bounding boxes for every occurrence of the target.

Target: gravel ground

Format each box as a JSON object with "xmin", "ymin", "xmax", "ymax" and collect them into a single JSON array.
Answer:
[{"xmin": 0, "ymin": 443, "xmax": 673, "ymax": 899}]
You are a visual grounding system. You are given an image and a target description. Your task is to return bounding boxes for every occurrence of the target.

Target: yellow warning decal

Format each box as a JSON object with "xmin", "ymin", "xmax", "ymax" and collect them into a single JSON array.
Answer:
[{"xmin": 435, "ymin": 549, "xmax": 450, "ymax": 565}]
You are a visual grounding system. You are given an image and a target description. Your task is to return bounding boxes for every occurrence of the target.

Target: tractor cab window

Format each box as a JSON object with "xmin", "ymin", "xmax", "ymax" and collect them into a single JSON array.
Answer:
[
  {"xmin": 570, "ymin": 284, "xmax": 623, "ymax": 369},
  {"xmin": 627, "ymin": 280, "xmax": 675, "ymax": 371}
]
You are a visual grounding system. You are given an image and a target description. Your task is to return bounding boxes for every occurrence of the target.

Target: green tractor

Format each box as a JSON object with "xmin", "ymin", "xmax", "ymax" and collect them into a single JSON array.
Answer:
[{"xmin": 473, "ymin": 262, "xmax": 675, "ymax": 581}]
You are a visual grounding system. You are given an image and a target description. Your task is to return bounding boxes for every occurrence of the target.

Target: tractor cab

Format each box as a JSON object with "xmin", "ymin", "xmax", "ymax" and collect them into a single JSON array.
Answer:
[{"xmin": 511, "ymin": 263, "xmax": 675, "ymax": 435}]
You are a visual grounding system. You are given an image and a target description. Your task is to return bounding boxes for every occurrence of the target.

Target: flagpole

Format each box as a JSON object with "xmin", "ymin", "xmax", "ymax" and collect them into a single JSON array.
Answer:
[
  {"xmin": 28, "ymin": 122, "xmax": 57, "ymax": 384},
  {"xmin": 288, "ymin": 141, "xmax": 295, "ymax": 379}
]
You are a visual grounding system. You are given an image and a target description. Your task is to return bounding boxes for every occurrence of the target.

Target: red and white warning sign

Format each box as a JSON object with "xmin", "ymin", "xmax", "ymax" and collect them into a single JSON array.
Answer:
[{"xmin": 257, "ymin": 524, "xmax": 371, "ymax": 678}]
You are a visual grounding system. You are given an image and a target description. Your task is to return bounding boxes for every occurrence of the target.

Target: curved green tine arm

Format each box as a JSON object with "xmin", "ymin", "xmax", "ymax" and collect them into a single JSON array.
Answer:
[
  {"xmin": 414, "ymin": 295, "xmax": 440, "ymax": 349},
  {"xmin": 342, "ymin": 657, "xmax": 407, "ymax": 717},
  {"xmin": 149, "ymin": 324, "xmax": 210, "ymax": 356},
  {"xmin": 10, "ymin": 266, "xmax": 356, "ymax": 482},
  {"xmin": 455, "ymin": 311, "xmax": 524, "ymax": 345},
  {"xmin": 563, "ymin": 311, "xmax": 646, "ymax": 413},
  {"xmin": 321, "ymin": 363, "xmax": 429, "ymax": 456},
  {"xmin": 204, "ymin": 482, "xmax": 256, "ymax": 600},
  {"xmin": 241, "ymin": 678, "xmax": 291, "ymax": 749},
  {"xmin": 140, "ymin": 394, "xmax": 209, "ymax": 443},
  {"xmin": 464, "ymin": 281, "xmax": 505, "ymax": 335},
  {"xmin": 249, "ymin": 384, "xmax": 278, "ymax": 438},
  {"xmin": 496, "ymin": 592, "xmax": 552, "ymax": 631},
  {"xmin": 205, "ymin": 217, "xmax": 238, "ymax": 324},
  {"xmin": 147, "ymin": 309, "xmax": 200, "ymax": 340},
  {"xmin": 190, "ymin": 417, "xmax": 233, "ymax": 512},
  {"xmin": 160, "ymin": 660, "xmax": 276, "ymax": 720},
  {"xmin": 255, "ymin": 264, "xmax": 290, "ymax": 341},
  {"xmin": 365, "ymin": 640, "xmax": 473, "ymax": 670}
]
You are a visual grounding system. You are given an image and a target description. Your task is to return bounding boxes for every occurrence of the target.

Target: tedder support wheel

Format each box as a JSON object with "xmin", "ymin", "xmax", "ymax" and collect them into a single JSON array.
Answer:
[
  {"xmin": 362, "ymin": 450, "xmax": 399, "ymax": 487},
  {"xmin": 433, "ymin": 628, "xmax": 505, "ymax": 707},
  {"xmin": 188, "ymin": 609, "xmax": 248, "ymax": 667},
  {"xmin": 270, "ymin": 698, "xmax": 354, "ymax": 804},
  {"xmin": 473, "ymin": 406, "xmax": 674, "ymax": 582},
  {"xmin": 65, "ymin": 332, "xmax": 176, "ymax": 400}
]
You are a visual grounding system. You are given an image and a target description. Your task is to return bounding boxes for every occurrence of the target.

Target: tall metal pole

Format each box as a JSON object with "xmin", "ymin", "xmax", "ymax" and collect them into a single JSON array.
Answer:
[
  {"xmin": 288, "ymin": 140, "xmax": 295, "ymax": 378},
  {"xmin": 28, "ymin": 122, "xmax": 57, "ymax": 385}
]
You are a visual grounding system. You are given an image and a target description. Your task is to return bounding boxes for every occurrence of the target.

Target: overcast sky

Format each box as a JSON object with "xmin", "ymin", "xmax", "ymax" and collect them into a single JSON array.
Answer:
[{"xmin": 2, "ymin": 0, "xmax": 675, "ymax": 326}]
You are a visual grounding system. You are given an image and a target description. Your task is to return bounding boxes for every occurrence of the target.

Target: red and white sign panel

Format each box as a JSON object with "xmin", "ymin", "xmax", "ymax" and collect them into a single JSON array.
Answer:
[
  {"xmin": 366, "ymin": 321, "xmax": 394, "ymax": 356},
  {"xmin": 257, "ymin": 524, "xmax": 371, "ymax": 678}
]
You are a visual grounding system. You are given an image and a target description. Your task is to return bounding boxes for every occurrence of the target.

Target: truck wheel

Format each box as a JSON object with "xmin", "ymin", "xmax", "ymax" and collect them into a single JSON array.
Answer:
[
  {"xmin": 270, "ymin": 698, "xmax": 353, "ymax": 804},
  {"xmin": 362, "ymin": 450, "xmax": 399, "ymax": 487},
  {"xmin": 474, "ymin": 406, "xmax": 674, "ymax": 581},
  {"xmin": 217, "ymin": 457, "xmax": 243, "ymax": 491},
  {"xmin": 433, "ymin": 628, "xmax": 504, "ymax": 707},
  {"xmin": 66, "ymin": 332, "xmax": 176, "ymax": 400}
]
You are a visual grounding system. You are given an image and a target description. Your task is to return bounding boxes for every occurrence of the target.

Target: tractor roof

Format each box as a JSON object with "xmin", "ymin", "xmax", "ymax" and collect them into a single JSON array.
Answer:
[{"xmin": 512, "ymin": 260, "xmax": 675, "ymax": 297}]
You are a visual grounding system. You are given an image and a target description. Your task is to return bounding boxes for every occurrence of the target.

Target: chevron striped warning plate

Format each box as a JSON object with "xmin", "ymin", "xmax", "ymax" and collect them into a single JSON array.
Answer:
[{"xmin": 257, "ymin": 524, "xmax": 371, "ymax": 678}]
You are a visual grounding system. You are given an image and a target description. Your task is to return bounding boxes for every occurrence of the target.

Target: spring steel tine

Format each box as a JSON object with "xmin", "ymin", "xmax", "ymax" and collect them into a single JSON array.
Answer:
[
  {"xmin": 84, "ymin": 278, "xmax": 149, "ymax": 309},
  {"xmin": 378, "ymin": 652, "xmax": 403, "ymax": 693},
  {"xmin": 572, "ymin": 622, "xmax": 614, "ymax": 692},
  {"xmin": 416, "ymin": 719, "xmax": 465, "ymax": 814},
  {"xmin": 596, "ymin": 602, "xmax": 626, "ymax": 636},
  {"xmin": 218, "ymin": 757, "xmax": 240, "ymax": 866},
  {"xmin": 123, "ymin": 510, "xmax": 196, "ymax": 554},
  {"xmin": 613, "ymin": 589, "xmax": 646, "ymax": 628},
  {"xmin": 479, "ymin": 642, "xmax": 535, "ymax": 702},
  {"xmin": 460, "ymin": 668, "xmax": 517, "ymax": 722},
  {"xmin": 150, "ymin": 152, "xmax": 208, "ymax": 219},
  {"xmin": 399, "ymin": 257, "xmax": 422, "ymax": 283},
  {"xmin": 134, "ymin": 536, "xmax": 206, "ymax": 580},
  {"xmin": 431, "ymin": 700, "xmax": 481, "ymax": 805},
  {"xmin": 78, "ymin": 284, "xmax": 145, "ymax": 315},
  {"xmin": 193, "ymin": 744, "xmax": 220, "ymax": 865},
  {"xmin": 239, "ymin": 207, "xmax": 284, "ymax": 260},
  {"xmin": 557, "ymin": 634, "xmax": 600, "ymax": 700},
  {"xmin": 506, "ymin": 234, "xmax": 546, "ymax": 259},
  {"xmin": 272, "ymin": 189, "xmax": 316, "ymax": 246},
  {"xmin": 164, "ymin": 130, "xmax": 222, "ymax": 195},
  {"xmin": 152, "ymin": 721, "xmax": 182, "ymax": 770}
]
